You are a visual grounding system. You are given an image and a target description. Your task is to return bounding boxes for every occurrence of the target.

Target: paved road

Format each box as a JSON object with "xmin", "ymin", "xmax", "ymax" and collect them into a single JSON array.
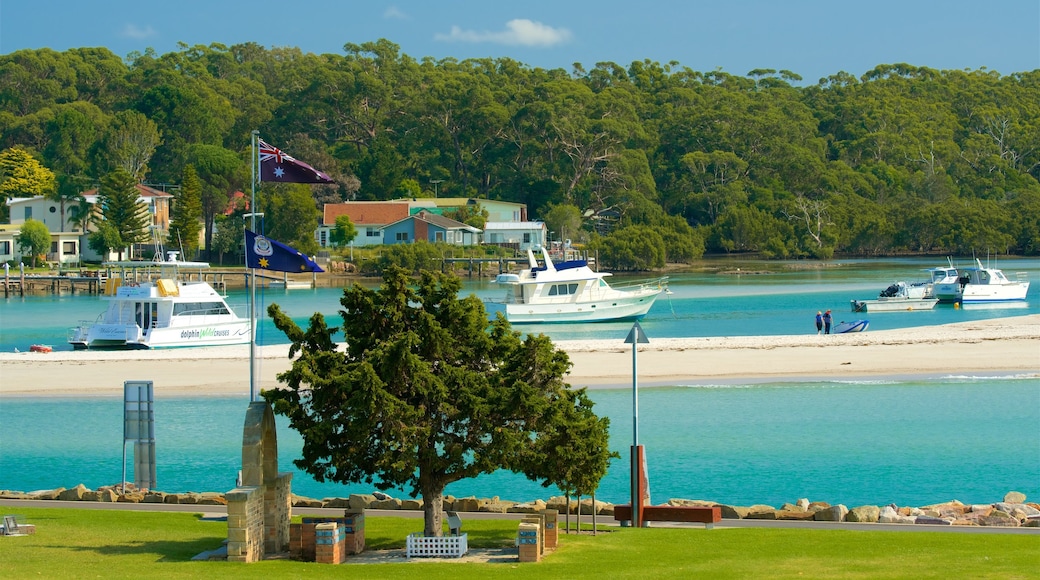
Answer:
[{"xmin": 3, "ymin": 499, "xmax": 1037, "ymax": 535}]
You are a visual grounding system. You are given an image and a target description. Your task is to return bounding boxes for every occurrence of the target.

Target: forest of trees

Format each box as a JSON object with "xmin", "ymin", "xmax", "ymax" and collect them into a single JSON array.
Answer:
[{"xmin": 1, "ymin": 39, "xmax": 1038, "ymax": 262}]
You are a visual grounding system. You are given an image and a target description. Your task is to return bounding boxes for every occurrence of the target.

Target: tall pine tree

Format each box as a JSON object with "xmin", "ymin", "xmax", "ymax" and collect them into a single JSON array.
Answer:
[
  {"xmin": 98, "ymin": 169, "xmax": 149, "ymax": 260},
  {"xmin": 167, "ymin": 164, "xmax": 202, "ymax": 259}
]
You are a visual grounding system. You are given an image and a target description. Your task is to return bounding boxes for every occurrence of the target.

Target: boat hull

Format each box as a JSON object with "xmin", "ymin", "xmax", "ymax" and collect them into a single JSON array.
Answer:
[
  {"xmin": 503, "ymin": 292, "xmax": 661, "ymax": 323},
  {"xmin": 850, "ymin": 298, "xmax": 939, "ymax": 312},
  {"xmin": 70, "ymin": 320, "xmax": 252, "ymax": 349},
  {"xmin": 833, "ymin": 320, "xmax": 869, "ymax": 333}
]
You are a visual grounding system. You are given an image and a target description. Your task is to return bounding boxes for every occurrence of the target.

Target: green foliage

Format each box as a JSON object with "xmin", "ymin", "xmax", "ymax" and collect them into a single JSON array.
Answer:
[
  {"xmin": 97, "ymin": 168, "xmax": 149, "ymax": 259},
  {"xmin": 541, "ymin": 203, "xmax": 584, "ymax": 245},
  {"xmin": 87, "ymin": 220, "xmax": 122, "ymax": 258},
  {"xmin": 257, "ymin": 184, "xmax": 320, "ymax": 254},
  {"xmin": 167, "ymin": 164, "xmax": 202, "ymax": 258},
  {"xmin": 263, "ymin": 266, "xmax": 613, "ymax": 536},
  {"xmin": 443, "ymin": 204, "xmax": 488, "ymax": 229},
  {"xmin": 2, "ymin": 45, "xmax": 1040, "ymax": 256},
  {"xmin": 330, "ymin": 214, "xmax": 357, "ymax": 248},
  {"xmin": 370, "ymin": 241, "xmax": 447, "ymax": 274},
  {"xmin": 211, "ymin": 213, "xmax": 245, "ymax": 265},
  {"xmin": 590, "ymin": 225, "xmax": 667, "ymax": 271},
  {"xmin": 0, "ymin": 145, "xmax": 56, "ymax": 222},
  {"xmin": 15, "ymin": 218, "xmax": 50, "ymax": 266}
]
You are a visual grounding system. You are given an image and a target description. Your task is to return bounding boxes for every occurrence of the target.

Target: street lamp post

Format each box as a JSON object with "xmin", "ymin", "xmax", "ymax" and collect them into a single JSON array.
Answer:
[{"xmin": 430, "ymin": 179, "xmax": 443, "ymax": 198}]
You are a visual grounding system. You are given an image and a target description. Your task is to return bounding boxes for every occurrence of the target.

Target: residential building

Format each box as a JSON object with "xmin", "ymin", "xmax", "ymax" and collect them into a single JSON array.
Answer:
[
  {"xmin": 482, "ymin": 221, "xmax": 546, "ymax": 251},
  {"xmin": 319, "ymin": 201, "xmax": 412, "ymax": 248},
  {"xmin": 382, "ymin": 210, "xmax": 481, "ymax": 246}
]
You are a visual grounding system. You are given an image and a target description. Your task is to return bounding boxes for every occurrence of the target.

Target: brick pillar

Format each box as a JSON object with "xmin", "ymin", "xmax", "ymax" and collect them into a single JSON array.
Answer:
[
  {"xmin": 543, "ymin": 509, "xmax": 558, "ymax": 550},
  {"xmin": 517, "ymin": 522, "xmax": 540, "ymax": 562}
]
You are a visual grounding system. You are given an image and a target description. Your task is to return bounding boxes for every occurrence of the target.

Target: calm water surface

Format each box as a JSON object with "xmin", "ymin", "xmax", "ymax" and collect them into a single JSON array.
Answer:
[{"xmin": 1, "ymin": 257, "xmax": 1038, "ymax": 506}]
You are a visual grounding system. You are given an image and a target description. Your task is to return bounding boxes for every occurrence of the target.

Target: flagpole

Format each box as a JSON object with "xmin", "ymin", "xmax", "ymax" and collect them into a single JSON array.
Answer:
[{"xmin": 249, "ymin": 130, "xmax": 259, "ymax": 402}]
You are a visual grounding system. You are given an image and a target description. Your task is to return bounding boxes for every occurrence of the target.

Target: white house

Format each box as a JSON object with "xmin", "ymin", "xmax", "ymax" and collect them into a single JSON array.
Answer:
[{"xmin": 482, "ymin": 221, "xmax": 546, "ymax": 251}]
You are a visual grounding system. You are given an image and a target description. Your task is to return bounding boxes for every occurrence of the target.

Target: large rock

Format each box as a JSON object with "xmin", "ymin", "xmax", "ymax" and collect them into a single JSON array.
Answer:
[
  {"xmin": 507, "ymin": 499, "xmax": 546, "ymax": 514},
  {"xmin": 717, "ymin": 505, "xmax": 750, "ymax": 519},
  {"xmin": 777, "ymin": 509, "xmax": 816, "ymax": 521},
  {"xmin": 977, "ymin": 510, "xmax": 1019, "ymax": 527},
  {"xmin": 371, "ymin": 498, "xmax": 401, "ymax": 510},
  {"xmin": 914, "ymin": 515, "xmax": 952, "ymax": 525},
  {"xmin": 746, "ymin": 505, "xmax": 778, "ymax": 520},
  {"xmin": 292, "ymin": 496, "xmax": 323, "ymax": 508},
  {"xmin": 668, "ymin": 498, "xmax": 715, "ymax": 507},
  {"xmin": 796, "ymin": 498, "xmax": 810, "ymax": 510},
  {"xmin": 1003, "ymin": 491, "xmax": 1027, "ymax": 504},
  {"xmin": 994, "ymin": 502, "xmax": 1039, "ymax": 519},
  {"xmin": 454, "ymin": 496, "xmax": 482, "ymax": 512},
  {"xmin": 58, "ymin": 484, "xmax": 89, "ymax": 501},
  {"xmin": 400, "ymin": 499, "xmax": 424, "ymax": 510},
  {"xmin": 846, "ymin": 505, "xmax": 880, "ymax": 523},
  {"xmin": 322, "ymin": 497, "xmax": 351, "ymax": 508},
  {"xmin": 96, "ymin": 488, "xmax": 119, "ymax": 502},
  {"xmin": 813, "ymin": 505, "xmax": 848, "ymax": 522},
  {"xmin": 28, "ymin": 488, "xmax": 64, "ymax": 500},
  {"xmin": 197, "ymin": 492, "xmax": 226, "ymax": 506},
  {"xmin": 348, "ymin": 494, "xmax": 376, "ymax": 510}
]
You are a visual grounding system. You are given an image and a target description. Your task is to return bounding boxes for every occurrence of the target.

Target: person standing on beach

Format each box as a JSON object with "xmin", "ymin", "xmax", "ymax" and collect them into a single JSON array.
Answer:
[
  {"xmin": 815, "ymin": 311, "xmax": 823, "ymax": 334},
  {"xmin": 823, "ymin": 310, "xmax": 832, "ymax": 334}
]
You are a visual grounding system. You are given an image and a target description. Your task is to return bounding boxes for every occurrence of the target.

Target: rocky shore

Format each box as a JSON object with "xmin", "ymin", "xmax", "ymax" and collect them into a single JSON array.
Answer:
[{"xmin": 3, "ymin": 485, "xmax": 1037, "ymax": 528}]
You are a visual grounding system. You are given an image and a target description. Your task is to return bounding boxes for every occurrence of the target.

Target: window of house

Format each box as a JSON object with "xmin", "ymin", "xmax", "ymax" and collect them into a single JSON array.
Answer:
[
  {"xmin": 63, "ymin": 241, "xmax": 76, "ymax": 254},
  {"xmin": 523, "ymin": 233, "xmax": 531, "ymax": 243},
  {"xmin": 49, "ymin": 206, "xmax": 57, "ymax": 213},
  {"xmin": 366, "ymin": 227, "xmax": 380, "ymax": 237},
  {"xmin": 0, "ymin": 241, "xmax": 10, "ymax": 254},
  {"xmin": 446, "ymin": 231, "xmax": 455, "ymax": 244},
  {"xmin": 395, "ymin": 232, "xmax": 409, "ymax": 241},
  {"xmin": 51, "ymin": 241, "xmax": 58, "ymax": 252},
  {"xmin": 435, "ymin": 231, "xmax": 444, "ymax": 242},
  {"xmin": 24, "ymin": 207, "xmax": 32, "ymax": 220}
]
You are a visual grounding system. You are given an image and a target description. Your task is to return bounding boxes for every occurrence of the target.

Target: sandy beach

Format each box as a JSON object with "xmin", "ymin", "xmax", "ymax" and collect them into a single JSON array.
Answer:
[{"xmin": 1, "ymin": 315, "xmax": 1037, "ymax": 397}]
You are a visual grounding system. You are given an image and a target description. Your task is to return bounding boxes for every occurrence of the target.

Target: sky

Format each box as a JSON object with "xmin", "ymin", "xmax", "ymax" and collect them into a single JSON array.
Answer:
[{"xmin": 2, "ymin": 0, "xmax": 1038, "ymax": 83}]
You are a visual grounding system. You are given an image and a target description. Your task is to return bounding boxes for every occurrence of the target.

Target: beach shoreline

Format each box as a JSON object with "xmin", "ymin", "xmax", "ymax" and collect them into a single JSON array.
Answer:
[{"xmin": 2, "ymin": 314, "xmax": 1037, "ymax": 398}]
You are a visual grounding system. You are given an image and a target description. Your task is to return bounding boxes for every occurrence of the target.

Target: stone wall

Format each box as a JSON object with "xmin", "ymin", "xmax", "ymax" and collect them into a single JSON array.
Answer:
[{"xmin": 225, "ymin": 486, "xmax": 264, "ymax": 563}]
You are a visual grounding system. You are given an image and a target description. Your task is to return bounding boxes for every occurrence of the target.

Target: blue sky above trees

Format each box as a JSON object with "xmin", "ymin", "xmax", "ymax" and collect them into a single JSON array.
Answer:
[{"xmin": 2, "ymin": 0, "xmax": 1037, "ymax": 83}]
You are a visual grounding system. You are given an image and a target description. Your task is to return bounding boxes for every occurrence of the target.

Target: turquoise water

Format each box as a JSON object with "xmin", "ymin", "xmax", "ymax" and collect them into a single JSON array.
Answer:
[
  {"xmin": 1, "ymin": 377, "xmax": 1037, "ymax": 507},
  {"xmin": 1, "ymin": 256, "xmax": 1038, "ymax": 506},
  {"xmin": 2, "ymin": 256, "xmax": 1038, "ymax": 350}
]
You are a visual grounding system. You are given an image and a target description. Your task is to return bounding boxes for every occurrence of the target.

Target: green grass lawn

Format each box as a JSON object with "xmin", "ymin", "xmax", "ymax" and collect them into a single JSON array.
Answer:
[{"xmin": 2, "ymin": 507, "xmax": 1037, "ymax": 579}]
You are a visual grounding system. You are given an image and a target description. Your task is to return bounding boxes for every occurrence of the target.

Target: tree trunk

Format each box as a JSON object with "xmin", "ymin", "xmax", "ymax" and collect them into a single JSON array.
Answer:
[
  {"xmin": 565, "ymin": 495, "xmax": 571, "ymax": 534},
  {"xmin": 576, "ymin": 493, "xmax": 581, "ymax": 534},
  {"xmin": 421, "ymin": 488, "xmax": 445, "ymax": 537},
  {"xmin": 592, "ymin": 491, "xmax": 597, "ymax": 535}
]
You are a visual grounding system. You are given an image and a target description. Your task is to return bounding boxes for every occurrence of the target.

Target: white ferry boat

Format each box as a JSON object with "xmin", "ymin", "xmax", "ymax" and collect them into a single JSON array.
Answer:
[
  {"xmin": 492, "ymin": 246, "xmax": 668, "ymax": 323},
  {"xmin": 68, "ymin": 254, "xmax": 250, "ymax": 349}
]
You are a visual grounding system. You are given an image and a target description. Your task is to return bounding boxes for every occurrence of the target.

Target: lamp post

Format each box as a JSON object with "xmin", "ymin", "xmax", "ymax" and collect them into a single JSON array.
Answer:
[{"xmin": 430, "ymin": 179, "xmax": 443, "ymax": 198}]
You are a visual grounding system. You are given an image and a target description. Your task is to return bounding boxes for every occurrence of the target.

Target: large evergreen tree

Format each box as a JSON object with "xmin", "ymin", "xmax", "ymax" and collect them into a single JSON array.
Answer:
[
  {"xmin": 98, "ymin": 168, "xmax": 149, "ymax": 260},
  {"xmin": 167, "ymin": 164, "xmax": 202, "ymax": 259},
  {"xmin": 263, "ymin": 266, "xmax": 615, "ymax": 536}
]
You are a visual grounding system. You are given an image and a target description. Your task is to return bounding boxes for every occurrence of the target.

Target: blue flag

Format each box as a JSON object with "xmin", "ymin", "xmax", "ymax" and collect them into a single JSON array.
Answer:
[{"xmin": 245, "ymin": 230, "xmax": 324, "ymax": 272}]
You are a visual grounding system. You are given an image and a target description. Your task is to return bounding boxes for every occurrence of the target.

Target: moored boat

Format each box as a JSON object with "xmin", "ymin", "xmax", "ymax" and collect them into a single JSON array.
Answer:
[
  {"xmin": 851, "ymin": 281, "xmax": 940, "ymax": 312},
  {"xmin": 932, "ymin": 258, "xmax": 1030, "ymax": 303},
  {"xmin": 492, "ymin": 246, "xmax": 668, "ymax": 323},
  {"xmin": 68, "ymin": 255, "xmax": 251, "ymax": 349}
]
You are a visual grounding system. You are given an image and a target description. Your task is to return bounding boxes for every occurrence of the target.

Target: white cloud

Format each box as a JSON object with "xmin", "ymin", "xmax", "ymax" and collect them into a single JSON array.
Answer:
[
  {"xmin": 383, "ymin": 6, "xmax": 408, "ymax": 20},
  {"xmin": 121, "ymin": 23, "xmax": 157, "ymax": 40},
  {"xmin": 435, "ymin": 19, "xmax": 572, "ymax": 47}
]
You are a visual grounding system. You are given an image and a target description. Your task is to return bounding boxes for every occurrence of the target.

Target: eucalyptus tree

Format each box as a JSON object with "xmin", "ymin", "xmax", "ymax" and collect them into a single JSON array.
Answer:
[
  {"xmin": 187, "ymin": 143, "xmax": 247, "ymax": 258},
  {"xmin": 263, "ymin": 266, "xmax": 614, "ymax": 536},
  {"xmin": 97, "ymin": 110, "xmax": 161, "ymax": 181}
]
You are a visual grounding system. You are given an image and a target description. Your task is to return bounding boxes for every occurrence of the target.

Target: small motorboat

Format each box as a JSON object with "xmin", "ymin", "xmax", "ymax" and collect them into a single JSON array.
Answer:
[
  {"xmin": 833, "ymin": 320, "xmax": 869, "ymax": 334},
  {"xmin": 29, "ymin": 344, "xmax": 53, "ymax": 353}
]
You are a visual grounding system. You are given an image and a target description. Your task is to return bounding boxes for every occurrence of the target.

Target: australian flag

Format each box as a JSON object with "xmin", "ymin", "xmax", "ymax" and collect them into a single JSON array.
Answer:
[
  {"xmin": 258, "ymin": 139, "xmax": 335, "ymax": 184},
  {"xmin": 245, "ymin": 230, "xmax": 324, "ymax": 273}
]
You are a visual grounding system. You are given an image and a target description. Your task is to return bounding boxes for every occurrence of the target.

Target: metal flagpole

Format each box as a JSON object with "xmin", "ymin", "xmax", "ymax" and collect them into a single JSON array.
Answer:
[{"xmin": 249, "ymin": 130, "xmax": 258, "ymax": 402}]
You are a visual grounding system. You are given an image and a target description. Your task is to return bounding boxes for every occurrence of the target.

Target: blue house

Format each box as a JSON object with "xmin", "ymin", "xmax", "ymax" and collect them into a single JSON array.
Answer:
[{"xmin": 382, "ymin": 211, "xmax": 482, "ymax": 245}]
